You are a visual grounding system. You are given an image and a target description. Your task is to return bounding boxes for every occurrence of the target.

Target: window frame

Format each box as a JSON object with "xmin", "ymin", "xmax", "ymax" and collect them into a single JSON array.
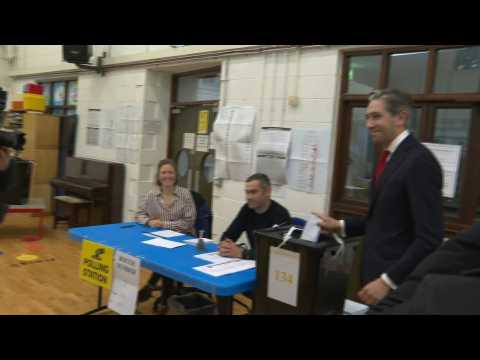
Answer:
[
  {"xmin": 39, "ymin": 79, "xmax": 77, "ymax": 116},
  {"xmin": 331, "ymin": 45, "xmax": 480, "ymax": 236}
]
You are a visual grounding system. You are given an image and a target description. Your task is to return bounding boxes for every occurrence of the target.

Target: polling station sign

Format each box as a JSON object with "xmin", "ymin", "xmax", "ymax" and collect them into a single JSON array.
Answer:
[{"xmin": 79, "ymin": 240, "xmax": 114, "ymax": 289}]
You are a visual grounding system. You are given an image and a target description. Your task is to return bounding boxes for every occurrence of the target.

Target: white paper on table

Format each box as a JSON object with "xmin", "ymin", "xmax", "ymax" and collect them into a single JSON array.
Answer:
[
  {"xmin": 196, "ymin": 135, "xmax": 210, "ymax": 153},
  {"xmin": 422, "ymin": 142, "xmax": 462, "ymax": 199},
  {"xmin": 194, "ymin": 251, "xmax": 233, "ymax": 264},
  {"xmin": 301, "ymin": 214, "xmax": 321, "ymax": 242},
  {"xmin": 267, "ymin": 247, "xmax": 300, "ymax": 307},
  {"xmin": 142, "ymin": 233, "xmax": 157, "ymax": 238},
  {"xmin": 86, "ymin": 128, "xmax": 100, "ymax": 146},
  {"xmin": 183, "ymin": 133, "xmax": 196, "ymax": 150},
  {"xmin": 150, "ymin": 229, "xmax": 184, "ymax": 238},
  {"xmin": 108, "ymin": 251, "xmax": 140, "ymax": 315},
  {"xmin": 142, "ymin": 238, "xmax": 187, "ymax": 249},
  {"xmin": 185, "ymin": 238, "xmax": 215, "ymax": 246},
  {"xmin": 100, "ymin": 129, "xmax": 114, "ymax": 149},
  {"xmin": 193, "ymin": 259, "xmax": 256, "ymax": 277}
]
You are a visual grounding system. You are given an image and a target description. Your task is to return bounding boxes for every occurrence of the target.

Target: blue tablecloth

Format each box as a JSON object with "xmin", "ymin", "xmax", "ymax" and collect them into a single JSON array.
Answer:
[{"xmin": 69, "ymin": 222, "xmax": 256, "ymax": 297}]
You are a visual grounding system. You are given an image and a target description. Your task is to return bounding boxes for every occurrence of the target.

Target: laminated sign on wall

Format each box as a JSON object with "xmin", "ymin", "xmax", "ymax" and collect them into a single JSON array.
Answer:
[{"xmin": 213, "ymin": 106, "xmax": 256, "ymax": 181}]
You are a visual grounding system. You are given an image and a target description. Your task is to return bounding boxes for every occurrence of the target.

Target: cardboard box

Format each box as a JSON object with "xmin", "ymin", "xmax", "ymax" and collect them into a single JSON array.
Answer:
[
  {"xmin": 22, "ymin": 113, "xmax": 60, "ymax": 151},
  {"xmin": 22, "ymin": 149, "xmax": 59, "ymax": 184}
]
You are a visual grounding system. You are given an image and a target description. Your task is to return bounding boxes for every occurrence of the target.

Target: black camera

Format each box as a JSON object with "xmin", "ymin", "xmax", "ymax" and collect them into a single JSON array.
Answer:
[{"xmin": 0, "ymin": 87, "xmax": 26, "ymax": 152}]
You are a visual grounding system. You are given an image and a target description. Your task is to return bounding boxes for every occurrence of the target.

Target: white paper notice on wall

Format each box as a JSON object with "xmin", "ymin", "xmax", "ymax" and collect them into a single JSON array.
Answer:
[
  {"xmin": 196, "ymin": 134, "xmax": 210, "ymax": 153},
  {"xmin": 115, "ymin": 118, "xmax": 128, "ymax": 133},
  {"xmin": 86, "ymin": 128, "xmax": 100, "ymax": 146},
  {"xmin": 115, "ymin": 134, "xmax": 128, "ymax": 149},
  {"xmin": 267, "ymin": 247, "xmax": 300, "ymax": 307},
  {"xmin": 422, "ymin": 142, "xmax": 462, "ymax": 198},
  {"xmin": 209, "ymin": 132, "xmax": 215, "ymax": 150},
  {"xmin": 183, "ymin": 133, "xmax": 196, "ymax": 150},
  {"xmin": 101, "ymin": 129, "xmax": 114, "ymax": 149},
  {"xmin": 256, "ymin": 127, "xmax": 291, "ymax": 185},
  {"xmin": 87, "ymin": 109, "xmax": 101, "ymax": 128}
]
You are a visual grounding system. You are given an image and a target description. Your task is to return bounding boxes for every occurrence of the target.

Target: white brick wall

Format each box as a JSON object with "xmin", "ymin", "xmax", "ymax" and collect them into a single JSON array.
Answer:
[{"xmin": 212, "ymin": 47, "xmax": 342, "ymax": 241}]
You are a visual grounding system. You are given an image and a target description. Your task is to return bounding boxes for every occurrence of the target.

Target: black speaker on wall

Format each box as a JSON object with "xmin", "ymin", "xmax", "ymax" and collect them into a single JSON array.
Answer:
[{"xmin": 63, "ymin": 45, "xmax": 92, "ymax": 64}]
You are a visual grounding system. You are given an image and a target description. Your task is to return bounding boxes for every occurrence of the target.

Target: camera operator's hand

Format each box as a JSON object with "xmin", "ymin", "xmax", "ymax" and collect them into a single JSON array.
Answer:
[{"xmin": 0, "ymin": 147, "xmax": 11, "ymax": 171}]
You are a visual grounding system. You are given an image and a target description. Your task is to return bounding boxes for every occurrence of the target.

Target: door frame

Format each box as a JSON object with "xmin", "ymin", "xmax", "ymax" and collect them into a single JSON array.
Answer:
[{"xmin": 167, "ymin": 66, "xmax": 221, "ymax": 159}]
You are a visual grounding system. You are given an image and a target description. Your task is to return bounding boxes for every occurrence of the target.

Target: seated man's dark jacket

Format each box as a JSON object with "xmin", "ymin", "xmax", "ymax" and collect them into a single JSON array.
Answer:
[
  {"xmin": 368, "ymin": 222, "xmax": 480, "ymax": 314},
  {"xmin": 221, "ymin": 200, "xmax": 292, "ymax": 259}
]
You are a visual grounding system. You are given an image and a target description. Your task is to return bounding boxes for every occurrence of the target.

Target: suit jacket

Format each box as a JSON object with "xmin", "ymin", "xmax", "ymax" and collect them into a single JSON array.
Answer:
[
  {"xmin": 345, "ymin": 134, "xmax": 444, "ymax": 286},
  {"xmin": 368, "ymin": 223, "xmax": 480, "ymax": 314}
]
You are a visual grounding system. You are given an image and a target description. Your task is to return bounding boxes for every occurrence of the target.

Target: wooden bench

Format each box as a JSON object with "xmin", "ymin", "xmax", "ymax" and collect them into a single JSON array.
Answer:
[{"xmin": 53, "ymin": 195, "xmax": 92, "ymax": 228}]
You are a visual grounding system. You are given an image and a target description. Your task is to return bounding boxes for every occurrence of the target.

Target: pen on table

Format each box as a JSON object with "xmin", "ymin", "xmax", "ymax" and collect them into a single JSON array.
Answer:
[
  {"xmin": 272, "ymin": 221, "xmax": 288, "ymax": 229},
  {"xmin": 120, "ymin": 224, "xmax": 136, "ymax": 229}
]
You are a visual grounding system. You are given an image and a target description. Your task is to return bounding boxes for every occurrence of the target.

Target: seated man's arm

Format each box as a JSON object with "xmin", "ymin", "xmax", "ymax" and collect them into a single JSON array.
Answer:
[
  {"xmin": 220, "ymin": 205, "xmax": 249, "ymax": 258},
  {"xmin": 369, "ymin": 223, "xmax": 480, "ymax": 314}
]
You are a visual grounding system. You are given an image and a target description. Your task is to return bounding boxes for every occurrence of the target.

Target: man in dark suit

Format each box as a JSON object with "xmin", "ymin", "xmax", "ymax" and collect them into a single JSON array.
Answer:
[
  {"xmin": 315, "ymin": 89, "xmax": 444, "ymax": 305},
  {"xmin": 368, "ymin": 223, "xmax": 480, "ymax": 314}
]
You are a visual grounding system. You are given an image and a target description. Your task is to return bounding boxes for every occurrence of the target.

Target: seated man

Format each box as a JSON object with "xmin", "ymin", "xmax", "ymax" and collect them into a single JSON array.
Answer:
[
  {"xmin": 219, "ymin": 173, "xmax": 292, "ymax": 260},
  {"xmin": 368, "ymin": 222, "xmax": 480, "ymax": 314}
]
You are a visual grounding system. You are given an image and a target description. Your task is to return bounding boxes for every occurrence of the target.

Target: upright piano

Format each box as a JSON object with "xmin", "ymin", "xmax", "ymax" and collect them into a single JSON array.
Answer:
[{"xmin": 50, "ymin": 157, "xmax": 125, "ymax": 224}]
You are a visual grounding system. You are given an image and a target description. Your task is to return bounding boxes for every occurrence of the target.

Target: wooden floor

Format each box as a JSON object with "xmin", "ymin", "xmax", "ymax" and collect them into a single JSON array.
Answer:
[{"xmin": 0, "ymin": 213, "xmax": 251, "ymax": 315}]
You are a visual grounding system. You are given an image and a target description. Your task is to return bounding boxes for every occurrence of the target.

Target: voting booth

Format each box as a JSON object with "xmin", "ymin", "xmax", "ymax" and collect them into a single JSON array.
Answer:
[{"xmin": 253, "ymin": 227, "xmax": 360, "ymax": 315}]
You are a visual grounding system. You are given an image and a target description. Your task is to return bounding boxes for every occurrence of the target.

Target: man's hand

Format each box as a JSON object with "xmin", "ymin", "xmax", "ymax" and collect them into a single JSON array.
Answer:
[
  {"xmin": 219, "ymin": 239, "xmax": 243, "ymax": 258},
  {"xmin": 357, "ymin": 278, "xmax": 391, "ymax": 305},
  {"xmin": 312, "ymin": 212, "xmax": 341, "ymax": 234},
  {"xmin": 148, "ymin": 219, "xmax": 164, "ymax": 228},
  {"xmin": 0, "ymin": 147, "xmax": 11, "ymax": 172}
]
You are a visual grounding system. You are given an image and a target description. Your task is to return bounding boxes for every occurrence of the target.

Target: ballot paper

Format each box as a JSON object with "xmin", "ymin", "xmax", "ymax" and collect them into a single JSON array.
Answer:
[
  {"xmin": 184, "ymin": 238, "xmax": 216, "ymax": 246},
  {"xmin": 149, "ymin": 230, "xmax": 184, "ymax": 238},
  {"xmin": 142, "ymin": 238, "xmax": 186, "ymax": 249},
  {"xmin": 193, "ymin": 259, "xmax": 256, "ymax": 277},
  {"xmin": 343, "ymin": 299, "xmax": 369, "ymax": 315},
  {"xmin": 194, "ymin": 251, "xmax": 234, "ymax": 264},
  {"xmin": 301, "ymin": 214, "xmax": 321, "ymax": 242}
]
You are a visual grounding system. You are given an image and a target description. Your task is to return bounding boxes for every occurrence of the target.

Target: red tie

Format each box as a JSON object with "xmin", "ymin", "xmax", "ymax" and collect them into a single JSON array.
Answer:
[{"xmin": 374, "ymin": 150, "xmax": 390, "ymax": 183}]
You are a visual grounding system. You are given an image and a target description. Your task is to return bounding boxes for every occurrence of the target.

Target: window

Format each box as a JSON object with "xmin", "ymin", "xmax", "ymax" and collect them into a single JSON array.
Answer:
[
  {"xmin": 39, "ymin": 79, "xmax": 77, "ymax": 116},
  {"xmin": 333, "ymin": 46, "xmax": 480, "ymax": 235}
]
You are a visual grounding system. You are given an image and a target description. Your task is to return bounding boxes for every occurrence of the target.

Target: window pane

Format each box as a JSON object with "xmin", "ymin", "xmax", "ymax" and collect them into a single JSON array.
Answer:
[
  {"xmin": 344, "ymin": 107, "xmax": 375, "ymax": 201},
  {"xmin": 52, "ymin": 82, "xmax": 66, "ymax": 106},
  {"xmin": 388, "ymin": 51, "xmax": 428, "ymax": 93},
  {"xmin": 347, "ymin": 55, "xmax": 382, "ymax": 94},
  {"xmin": 433, "ymin": 108, "xmax": 472, "ymax": 215},
  {"xmin": 176, "ymin": 74, "xmax": 220, "ymax": 102},
  {"xmin": 67, "ymin": 81, "xmax": 78, "ymax": 106},
  {"xmin": 408, "ymin": 108, "xmax": 422, "ymax": 138},
  {"xmin": 52, "ymin": 108, "xmax": 65, "ymax": 116},
  {"xmin": 434, "ymin": 46, "xmax": 480, "ymax": 93},
  {"xmin": 41, "ymin": 83, "xmax": 51, "ymax": 106}
]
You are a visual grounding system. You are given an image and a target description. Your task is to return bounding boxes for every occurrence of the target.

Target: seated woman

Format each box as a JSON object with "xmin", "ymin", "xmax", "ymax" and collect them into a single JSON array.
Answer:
[{"xmin": 135, "ymin": 158, "xmax": 196, "ymax": 310}]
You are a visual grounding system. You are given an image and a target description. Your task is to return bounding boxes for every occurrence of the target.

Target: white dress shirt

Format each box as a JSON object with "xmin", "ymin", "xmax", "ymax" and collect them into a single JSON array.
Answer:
[{"xmin": 338, "ymin": 130, "xmax": 410, "ymax": 290}]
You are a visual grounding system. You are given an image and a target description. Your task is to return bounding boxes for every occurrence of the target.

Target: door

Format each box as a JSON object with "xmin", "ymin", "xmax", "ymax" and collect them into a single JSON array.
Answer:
[{"xmin": 169, "ymin": 104, "xmax": 218, "ymax": 209}]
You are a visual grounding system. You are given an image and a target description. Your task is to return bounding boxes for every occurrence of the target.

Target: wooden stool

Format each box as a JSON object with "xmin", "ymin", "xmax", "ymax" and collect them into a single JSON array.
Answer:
[{"xmin": 53, "ymin": 195, "xmax": 92, "ymax": 228}]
